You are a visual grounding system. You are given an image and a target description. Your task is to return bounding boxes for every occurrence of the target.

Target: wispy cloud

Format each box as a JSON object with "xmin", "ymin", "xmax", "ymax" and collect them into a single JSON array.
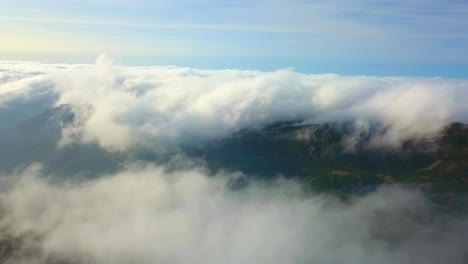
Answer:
[
  {"xmin": 1, "ymin": 1, "xmax": 468, "ymax": 73},
  {"xmin": 0, "ymin": 16, "xmax": 379, "ymax": 36}
]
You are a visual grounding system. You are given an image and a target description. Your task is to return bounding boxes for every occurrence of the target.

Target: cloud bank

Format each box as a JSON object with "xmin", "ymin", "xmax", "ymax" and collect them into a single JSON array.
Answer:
[
  {"xmin": 0, "ymin": 164, "xmax": 467, "ymax": 264},
  {"xmin": 1, "ymin": 58, "xmax": 468, "ymax": 264},
  {"xmin": 1, "ymin": 56, "xmax": 467, "ymax": 151}
]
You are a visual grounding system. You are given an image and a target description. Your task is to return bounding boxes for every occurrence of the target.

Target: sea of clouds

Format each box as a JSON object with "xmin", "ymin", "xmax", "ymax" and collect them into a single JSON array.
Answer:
[
  {"xmin": 1, "ymin": 56, "xmax": 468, "ymax": 264},
  {"xmin": 1, "ymin": 55, "xmax": 467, "ymax": 151}
]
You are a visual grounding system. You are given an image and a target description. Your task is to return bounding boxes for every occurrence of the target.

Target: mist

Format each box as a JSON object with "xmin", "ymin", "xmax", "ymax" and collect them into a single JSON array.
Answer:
[{"xmin": 0, "ymin": 164, "xmax": 467, "ymax": 264}]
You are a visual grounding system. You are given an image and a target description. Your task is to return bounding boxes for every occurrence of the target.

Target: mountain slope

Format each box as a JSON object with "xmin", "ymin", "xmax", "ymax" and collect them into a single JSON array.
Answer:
[{"xmin": 188, "ymin": 122, "xmax": 468, "ymax": 194}]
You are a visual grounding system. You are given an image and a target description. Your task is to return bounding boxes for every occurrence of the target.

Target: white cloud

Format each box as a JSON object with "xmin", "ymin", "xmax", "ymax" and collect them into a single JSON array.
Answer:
[
  {"xmin": 1, "ymin": 57, "xmax": 467, "ymax": 151},
  {"xmin": 1, "ymin": 57, "xmax": 467, "ymax": 263},
  {"xmin": 0, "ymin": 164, "xmax": 467, "ymax": 264}
]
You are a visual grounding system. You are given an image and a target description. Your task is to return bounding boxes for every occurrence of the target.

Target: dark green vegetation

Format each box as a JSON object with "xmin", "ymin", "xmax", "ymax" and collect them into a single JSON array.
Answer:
[
  {"xmin": 2, "ymin": 105, "xmax": 467, "ymax": 196},
  {"xmin": 190, "ymin": 122, "xmax": 468, "ymax": 199}
]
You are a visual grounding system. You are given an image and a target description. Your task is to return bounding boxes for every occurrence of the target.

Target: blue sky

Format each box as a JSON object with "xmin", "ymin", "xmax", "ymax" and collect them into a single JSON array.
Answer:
[{"xmin": 1, "ymin": 0, "xmax": 468, "ymax": 77}]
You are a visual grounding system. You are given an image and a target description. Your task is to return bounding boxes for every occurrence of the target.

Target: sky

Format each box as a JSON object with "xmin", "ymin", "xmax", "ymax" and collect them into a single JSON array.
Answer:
[{"xmin": 1, "ymin": 0, "xmax": 468, "ymax": 77}]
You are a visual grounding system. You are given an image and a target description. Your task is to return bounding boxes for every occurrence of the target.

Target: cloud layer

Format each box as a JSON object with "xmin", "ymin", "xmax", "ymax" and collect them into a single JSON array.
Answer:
[
  {"xmin": 0, "ymin": 164, "xmax": 467, "ymax": 264},
  {"xmin": 1, "ymin": 56, "xmax": 468, "ymax": 151},
  {"xmin": 1, "ymin": 58, "xmax": 468, "ymax": 263}
]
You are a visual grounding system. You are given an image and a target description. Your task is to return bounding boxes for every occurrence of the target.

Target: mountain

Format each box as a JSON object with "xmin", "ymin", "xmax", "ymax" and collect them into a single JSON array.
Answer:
[
  {"xmin": 1, "ymin": 105, "xmax": 467, "ymax": 197},
  {"xmin": 187, "ymin": 122, "xmax": 468, "ymax": 196},
  {"xmin": 1, "ymin": 106, "xmax": 468, "ymax": 263}
]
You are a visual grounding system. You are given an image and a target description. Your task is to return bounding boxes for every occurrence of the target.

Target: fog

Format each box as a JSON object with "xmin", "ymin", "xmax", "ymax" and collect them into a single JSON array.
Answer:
[{"xmin": 0, "ymin": 164, "xmax": 466, "ymax": 264}]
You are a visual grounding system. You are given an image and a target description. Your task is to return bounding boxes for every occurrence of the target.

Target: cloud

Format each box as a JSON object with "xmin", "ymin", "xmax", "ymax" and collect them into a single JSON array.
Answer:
[
  {"xmin": 1, "ymin": 58, "xmax": 468, "ymax": 263},
  {"xmin": 0, "ymin": 163, "xmax": 467, "ymax": 264},
  {"xmin": 1, "ymin": 56, "xmax": 467, "ymax": 151}
]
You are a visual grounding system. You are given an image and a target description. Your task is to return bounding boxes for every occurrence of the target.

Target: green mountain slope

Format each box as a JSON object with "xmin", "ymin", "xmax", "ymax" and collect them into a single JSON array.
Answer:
[{"xmin": 189, "ymin": 122, "xmax": 468, "ymax": 195}]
